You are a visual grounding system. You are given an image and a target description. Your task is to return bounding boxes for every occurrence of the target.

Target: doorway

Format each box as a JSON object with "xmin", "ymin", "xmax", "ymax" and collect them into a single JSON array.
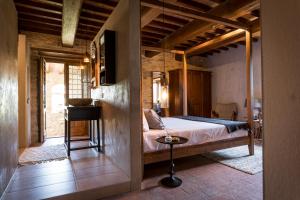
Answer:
[{"xmin": 45, "ymin": 62, "xmax": 65, "ymax": 138}]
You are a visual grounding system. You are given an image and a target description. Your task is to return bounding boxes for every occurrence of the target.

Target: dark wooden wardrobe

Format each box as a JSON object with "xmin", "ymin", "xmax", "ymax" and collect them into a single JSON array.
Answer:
[{"xmin": 168, "ymin": 69, "xmax": 211, "ymax": 117}]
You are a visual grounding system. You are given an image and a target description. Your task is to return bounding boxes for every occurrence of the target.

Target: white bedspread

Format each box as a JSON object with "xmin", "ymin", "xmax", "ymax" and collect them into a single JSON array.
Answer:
[{"xmin": 143, "ymin": 117, "xmax": 248, "ymax": 153}]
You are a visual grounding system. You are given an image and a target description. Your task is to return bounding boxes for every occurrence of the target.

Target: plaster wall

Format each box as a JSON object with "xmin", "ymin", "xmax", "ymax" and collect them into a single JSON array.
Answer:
[
  {"xmin": 0, "ymin": 0, "xmax": 18, "ymax": 196},
  {"xmin": 261, "ymin": 0, "xmax": 300, "ymax": 199},
  {"xmin": 91, "ymin": 0, "xmax": 141, "ymax": 190},
  {"xmin": 204, "ymin": 40, "xmax": 262, "ymax": 120}
]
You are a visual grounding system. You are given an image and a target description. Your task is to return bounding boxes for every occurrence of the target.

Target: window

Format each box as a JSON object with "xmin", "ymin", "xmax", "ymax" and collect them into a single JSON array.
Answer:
[{"xmin": 68, "ymin": 65, "xmax": 83, "ymax": 98}]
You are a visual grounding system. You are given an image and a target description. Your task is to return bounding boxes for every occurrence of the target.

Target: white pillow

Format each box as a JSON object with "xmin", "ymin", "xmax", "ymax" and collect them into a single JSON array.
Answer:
[
  {"xmin": 143, "ymin": 111, "xmax": 150, "ymax": 132},
  {"xmin": 144, "ymin": 109, "xmax": 165, "ymax": 130}
]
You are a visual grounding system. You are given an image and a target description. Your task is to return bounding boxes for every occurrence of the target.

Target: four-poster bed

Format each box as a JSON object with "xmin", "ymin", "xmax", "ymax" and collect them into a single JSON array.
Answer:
[{"xmin": 142, "ymin": 5, "xmax": 255, "ymax": 164}]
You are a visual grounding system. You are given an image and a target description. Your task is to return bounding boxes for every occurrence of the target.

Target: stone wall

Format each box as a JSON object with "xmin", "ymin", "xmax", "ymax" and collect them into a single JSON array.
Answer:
[{"xmin": 0, "ymin": 0, "xmax": 18, "ymax": 196}]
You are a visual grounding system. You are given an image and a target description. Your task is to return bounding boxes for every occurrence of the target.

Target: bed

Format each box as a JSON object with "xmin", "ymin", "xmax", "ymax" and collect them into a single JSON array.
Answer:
[{"xmin": 143, "ymin": 117, "xmax": 254, "ymax": 164}]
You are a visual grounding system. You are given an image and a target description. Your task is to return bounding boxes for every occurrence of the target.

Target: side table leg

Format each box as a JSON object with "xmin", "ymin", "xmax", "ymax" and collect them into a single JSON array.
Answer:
[{"xmin": 160, "ymin": 144, "xmax": 182, "ymax": 187}]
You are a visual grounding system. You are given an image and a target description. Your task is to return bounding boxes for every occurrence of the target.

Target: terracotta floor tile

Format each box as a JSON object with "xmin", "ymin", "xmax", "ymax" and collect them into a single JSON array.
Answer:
[
  {"xmin": 106, "ymin": 155, "xmax": 263, "ymax": 200},
  {"xmin": 76, "ymin": 172, "xmax": 130, "ymax": 191},
  {"xmin": 3, "ymin": 181, "xmax": 76, "ymax": 200}
]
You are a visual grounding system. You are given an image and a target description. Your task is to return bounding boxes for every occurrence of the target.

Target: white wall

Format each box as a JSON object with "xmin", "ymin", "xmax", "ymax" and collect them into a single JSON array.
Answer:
[
  {"xmin": 261, "ymin": 0, "xmax": 300, "ymax": 199},
  {"xmin": 204, "ymin": 40, "xmax": 262, "ymax": 120}
]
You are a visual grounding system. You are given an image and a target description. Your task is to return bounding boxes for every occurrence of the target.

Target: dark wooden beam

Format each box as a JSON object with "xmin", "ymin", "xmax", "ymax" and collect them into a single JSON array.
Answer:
[
  {"xmin": 142, "ymin": 26, "xmax": 172, "ymax": 35},
  {"xmin": 62, "ymin": 0, "xmax": 83, "ymax": 46},
  {"xmin": 186, "ymin": 19, "xmax": 260, "ymax": 55},
  {"xmin": 83, "ymin": 0, "xmax": 117, "ymax": 10},
  {"xmin": 16, "ymin": 6, "xmax": 62, "ymax": 19},
  {"xmin": 166, "ymin": 0, "xmax": 212, "ymax": 12},
  {"xmin": 15, "ymin": 2, "xmax": 61, "ymax": 14},
  {"xmin": 32, "ymin": 47, "xmax": 84, "ymax": 56},
  {"xmin": 18, "ymin": 12, "xmax": 61, "ymax": 22},
  {"xmin": 142, "ymin": 31, "xmax": 165, "ymax": 39}
]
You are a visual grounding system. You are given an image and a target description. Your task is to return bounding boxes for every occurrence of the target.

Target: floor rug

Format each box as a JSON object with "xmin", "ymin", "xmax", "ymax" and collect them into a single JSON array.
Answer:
[
  {"xmin": 203, "ymin": 143, "xmax": 262, "ymax": 175},
  {"xmin": 19, "ymin": 144, "xmax": 67, "ymax": 166}
]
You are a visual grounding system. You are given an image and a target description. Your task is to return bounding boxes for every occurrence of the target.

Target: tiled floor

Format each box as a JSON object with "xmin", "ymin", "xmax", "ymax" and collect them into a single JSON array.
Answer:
[
  {"xmin": 3, "ymin": 138, "xmax": 130, "ymax": 200},
  {"xmin": 105, "ymin": 155, "xmax": 263, "ymax": 200}
]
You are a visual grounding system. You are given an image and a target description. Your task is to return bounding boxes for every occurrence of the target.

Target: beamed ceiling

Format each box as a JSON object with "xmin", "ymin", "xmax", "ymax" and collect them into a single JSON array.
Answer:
[
  {"xmin": 14, "ymin": 0, "xmax": 119, "ymax": 41},
  {"xmin": 15, "ymin": 0, "xmax": 260, "ymax": 57},
  {"xmin": 141, "ymin": 0, "xmax": 260, "ymax": 57}
]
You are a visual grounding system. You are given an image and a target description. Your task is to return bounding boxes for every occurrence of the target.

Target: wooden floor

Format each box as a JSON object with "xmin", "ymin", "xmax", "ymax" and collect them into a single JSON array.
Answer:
[
  {"xmin": 3, "ymin": 138, "xmax": 130, "ymax": 200},
  {"xmin": 105, "ymin": 155, "xmax": 263, "ymax": 200}
]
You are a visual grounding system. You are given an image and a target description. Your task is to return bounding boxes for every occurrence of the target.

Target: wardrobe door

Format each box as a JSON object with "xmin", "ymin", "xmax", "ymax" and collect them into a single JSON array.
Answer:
[
  {"xmin": 202, "ymin": 71, "xmax": 212, "ymax": 117},
  {"xmin": 187, "ymin": 70, "xmax": 203, "ymax": 116},
  {"xmin": 169, "ymin": 69, "xmax": 183, "ymax": 116}
]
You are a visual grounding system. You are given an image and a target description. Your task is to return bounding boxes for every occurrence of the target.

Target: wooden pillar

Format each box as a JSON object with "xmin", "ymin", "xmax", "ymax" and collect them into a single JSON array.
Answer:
[
  {"xmin": 183, "ymin": 54, "xmax": 188, "ymax": 116},
  {"xmin": 245, "ymin": 30, "xmax": 253, "ymax": 128}
]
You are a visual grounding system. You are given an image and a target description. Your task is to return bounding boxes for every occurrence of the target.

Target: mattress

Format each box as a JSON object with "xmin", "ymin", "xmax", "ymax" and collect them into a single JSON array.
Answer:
[{"xmin": 143, "ymin": 117, "xmax": 248, "ymax": 153}]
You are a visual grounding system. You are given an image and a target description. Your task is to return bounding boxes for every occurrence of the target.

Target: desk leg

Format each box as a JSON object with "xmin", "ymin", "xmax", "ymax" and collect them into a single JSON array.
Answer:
[
  {"xmin": 67, "ymin": 121, "xmax": 71, "ymax": 156},
  {"xmin": 97, "ymin": 119, "xmax": 101, "ymax": 152},
  {"xmin": 89, "ymin": 120, "xmax": 92, "ymax": 141},
  {"xmin": 64, "ymin": 119, "xmax": 67, "ymax": 143}
]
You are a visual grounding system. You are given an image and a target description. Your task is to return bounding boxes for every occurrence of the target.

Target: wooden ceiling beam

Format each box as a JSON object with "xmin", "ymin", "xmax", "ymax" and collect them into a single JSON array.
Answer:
[
  {"xmin": 155, "ymin": 17, "xmax": 187, "ymax": 27},
  {"xmin": 141, "ymin": 0, "xmax": 249, "ymax": 30},
  {"xmin": 80, "ymin": 8, "xmax": 110, "ymax": 18},
  {"xmin": 19, "ymin": 25, "xmax": 61, "ymax": 36},
  {"xmin": 142, "ymin": 31, "xmax": 165, "ymax": 39},
  {"xmin": 165, "ymin": 0, "xmax": 212, "ymax": 12},
  {"xmin": 141, "ymin": 7, "xmax": 161, "ymax": 28},
  {"xmin": 62, "ymin": 0, "xmax": 83, "ymax": 47},
  {"xmin": 147, "ymin": 23, "xmax": 178, "ymax": 32},
  {"xmin": 19, "ymin": 19, "xmax": 61, "ymax": 28},
  {"xmin": 143, "ymin": 26, "xmax": 173, "ymax": 35},
  {"xmin": 18, "ymin": 12, "xmax": 61, "ymax": 22},
  {"xmin": 79, "ymin": 16, "xmax": 106, "ymax": 24},
  {"xmin": 15, "ymin": 0, "xmax": 63, "ymax": 7},
  {"xmin": 141, "ymin": 46, "xmax": 185, "ymax": 54},
  {"xmin": 161, "ymin": 0, "xmax": 259, "ymax": 48},
  {"xmin": 186, "ymin": 19, "xmax": 260, "ymax": 55},
  {"xmin": 15, "ymin": 6, "xmax": 62, "ymax": 19},
  {"xmin": 31, "ymin": 47, "xmax": 84, "ymax": 56},
  {"xmin": 81, "ymin": 3, "xmax": 112, "ymax": 14},
  {"xmin": 15, "ymin": 2, "xmax": 62, "ymax": 14},
  {"xmin": 83, "ymin": 0, "xmax": 117, "ymax": 10}
]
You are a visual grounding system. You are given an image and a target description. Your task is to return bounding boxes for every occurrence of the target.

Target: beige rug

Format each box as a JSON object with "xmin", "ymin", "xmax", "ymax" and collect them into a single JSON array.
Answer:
[
  {"xmin": 203, "ymin": 143, "xmax": 262, "ymax": 175},
  {"xmin": 19, "ymin": 144, "xmax": 67, "ymax": 166}
]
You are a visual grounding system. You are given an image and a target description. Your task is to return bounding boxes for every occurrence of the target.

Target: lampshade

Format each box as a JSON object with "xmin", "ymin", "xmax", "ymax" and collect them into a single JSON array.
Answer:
[
  {"xmin": 83, "ymin": 54, "xmax": 90, "ymax": 63},
  {"xmin": 160, "ymin": 85, "xmax": 169, "ymax": 108}
]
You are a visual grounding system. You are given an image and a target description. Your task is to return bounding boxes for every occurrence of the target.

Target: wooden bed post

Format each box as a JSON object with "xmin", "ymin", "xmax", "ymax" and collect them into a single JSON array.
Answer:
[
  {"xmin": 183, "ymin": 53, "xmax": 188, "ymax": 116},
  {"xmin": 246, "ymin": 30, "xmax": 254, "ymax": 155}
]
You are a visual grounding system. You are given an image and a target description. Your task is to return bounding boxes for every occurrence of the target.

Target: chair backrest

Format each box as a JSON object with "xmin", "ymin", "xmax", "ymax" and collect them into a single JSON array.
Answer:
[{"xmin": 212, "ymin": 103, "xmax": 238, "ymax": 120}]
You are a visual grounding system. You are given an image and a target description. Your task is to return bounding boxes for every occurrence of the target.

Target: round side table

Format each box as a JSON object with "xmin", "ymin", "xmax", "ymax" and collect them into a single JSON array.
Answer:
[{"xmin": 156, "ymin": 136, "xmax": 188, "ymax": 187}]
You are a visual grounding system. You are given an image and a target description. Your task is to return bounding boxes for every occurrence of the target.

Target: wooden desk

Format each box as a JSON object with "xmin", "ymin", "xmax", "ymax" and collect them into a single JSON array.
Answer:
[{"xmin": 64, "ymin": 106, "xmax": 102, "ymax": 156}]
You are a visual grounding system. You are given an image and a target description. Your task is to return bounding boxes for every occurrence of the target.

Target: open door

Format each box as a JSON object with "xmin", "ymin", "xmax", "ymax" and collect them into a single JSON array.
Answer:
[{"xmin": 39, "ymin": 57, "xmax": 46, "ymax": 143}]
